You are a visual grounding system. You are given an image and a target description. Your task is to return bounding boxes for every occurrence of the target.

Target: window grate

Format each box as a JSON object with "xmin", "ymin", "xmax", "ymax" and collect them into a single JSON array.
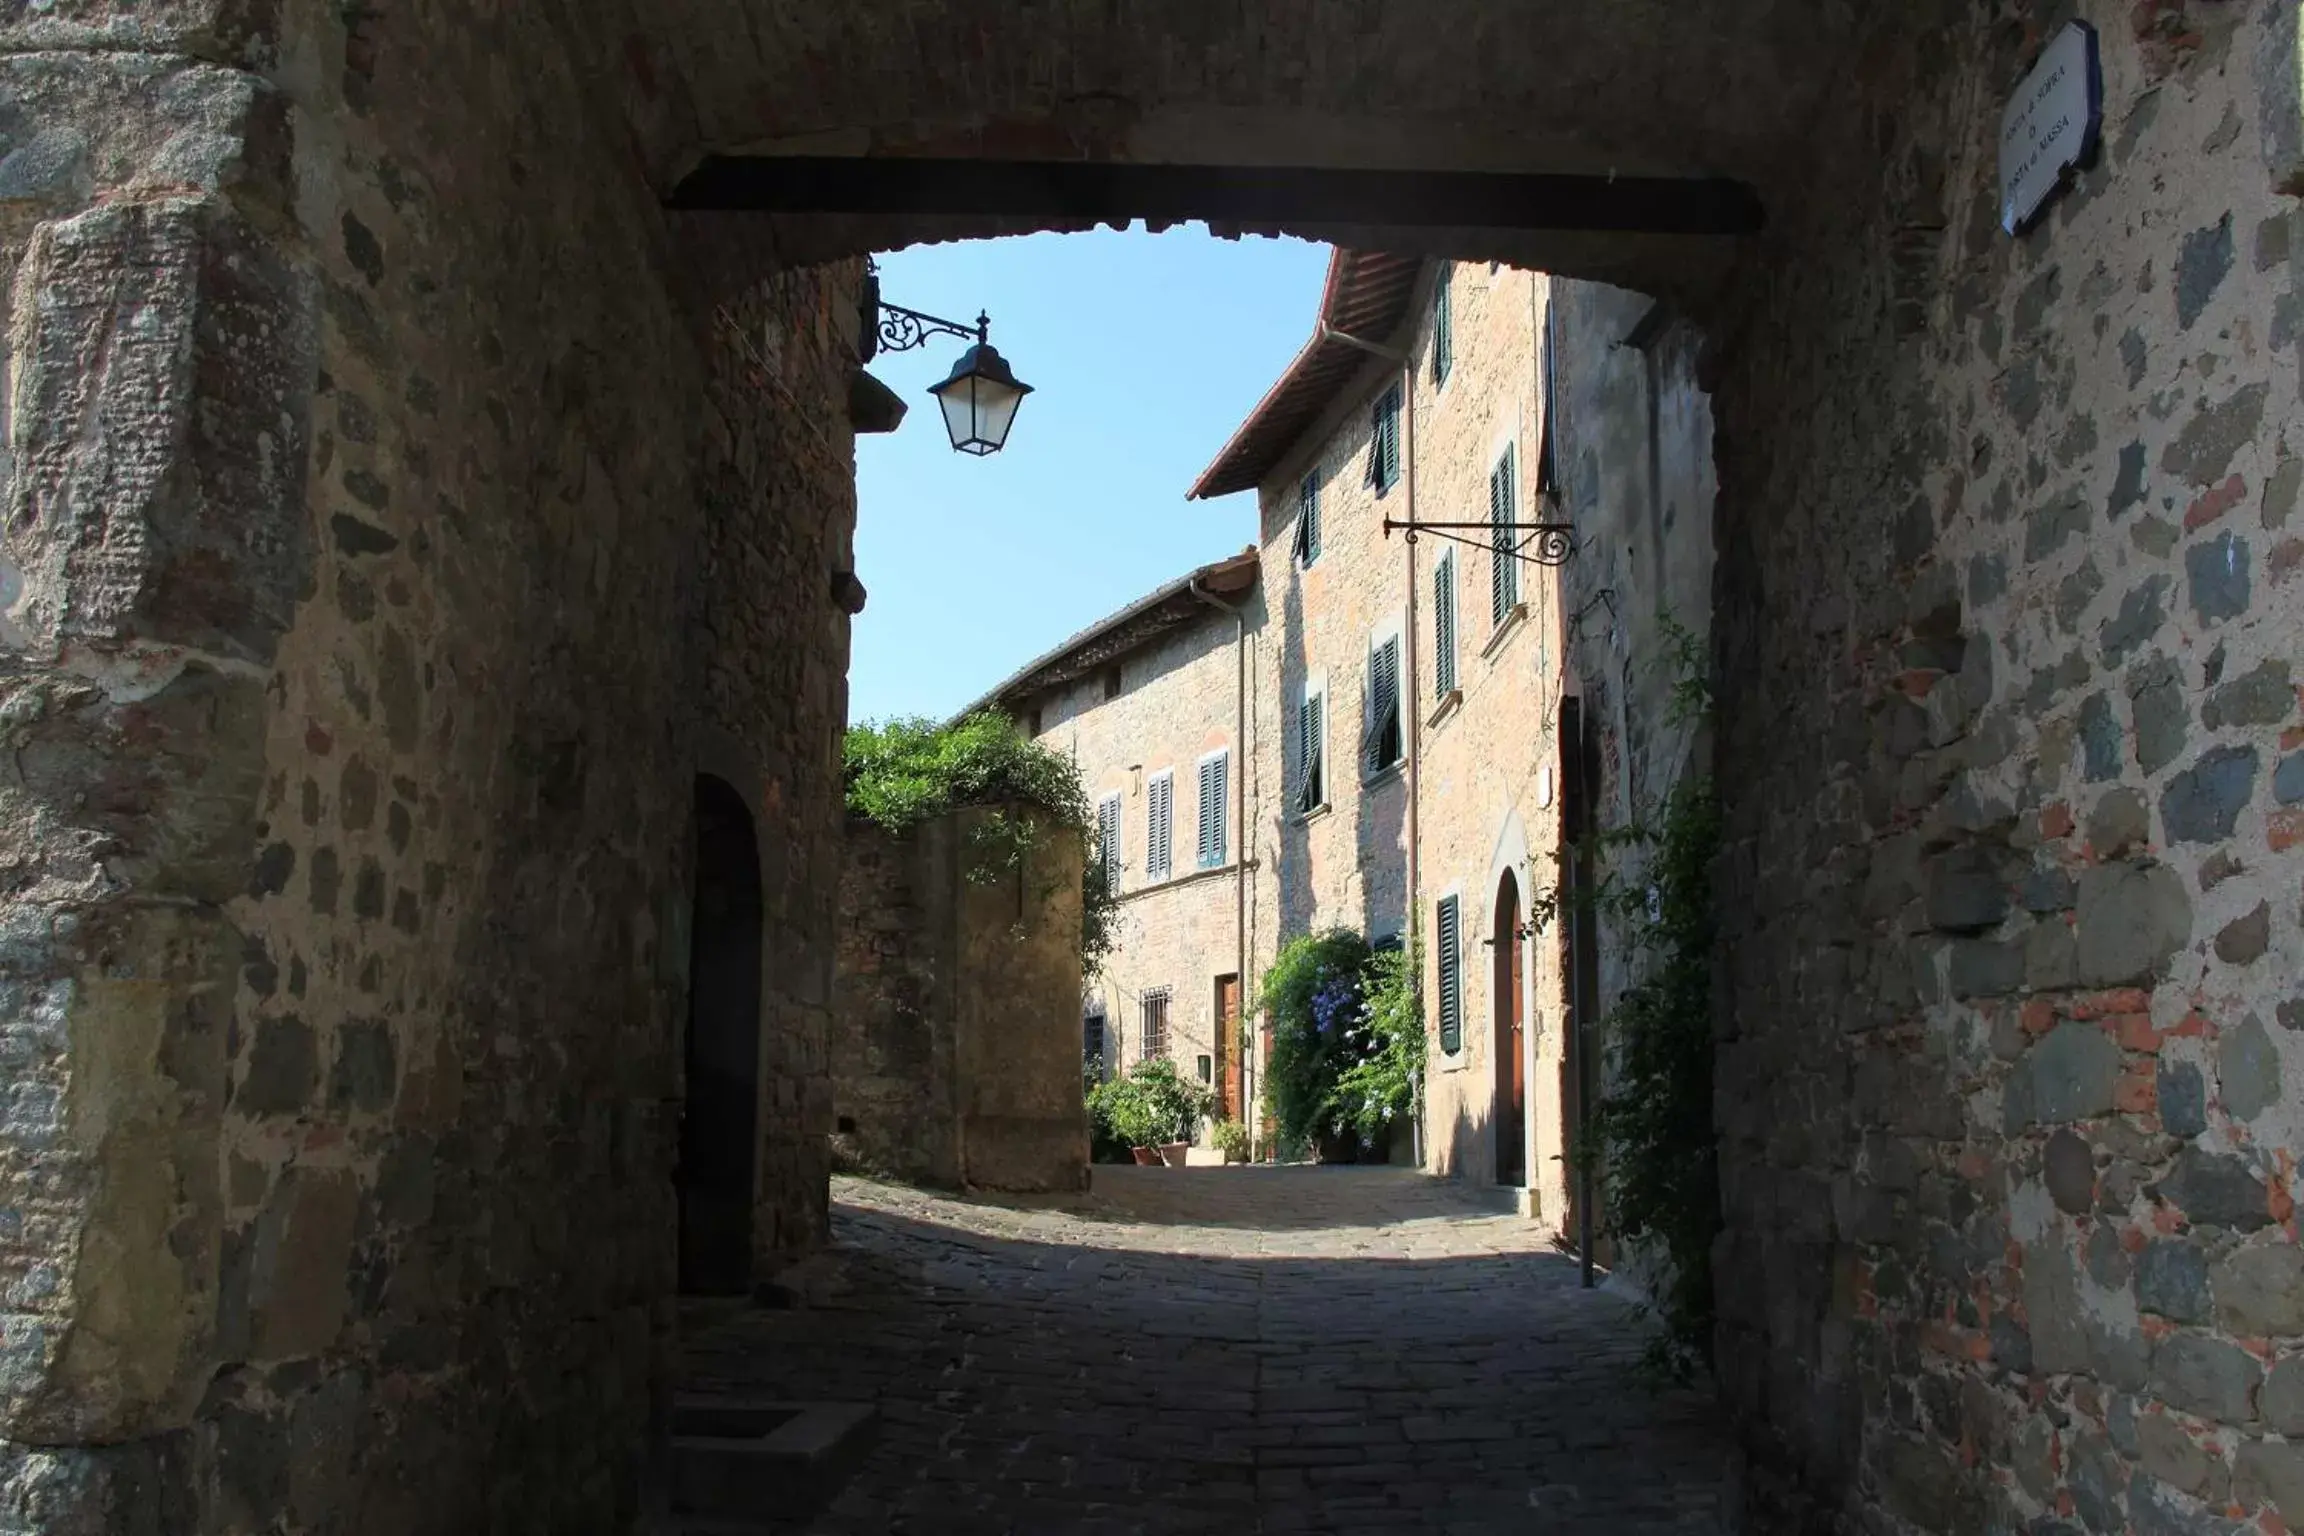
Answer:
[{"xmin": 1141, "ymin": 989, "xmax": 1171, "ymax": 1061}]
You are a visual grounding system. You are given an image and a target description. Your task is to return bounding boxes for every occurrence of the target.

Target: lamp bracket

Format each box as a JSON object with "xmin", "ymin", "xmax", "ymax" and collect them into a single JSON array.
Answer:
[
  {"xmin": 876, "ymin": 300, "xmax": 988, "ymax": 354},
  {"xmin": 1380, "ymin": 518, "xmax": 1577, "ymax": 568}
]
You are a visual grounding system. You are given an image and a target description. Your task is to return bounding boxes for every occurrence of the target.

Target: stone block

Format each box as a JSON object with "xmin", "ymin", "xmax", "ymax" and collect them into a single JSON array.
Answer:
[
  {"xmin": 2158, "ymin": 1151, "xmax": 2273, "ymax": 1232},
  {"xmin": 2263, "ymin": 1357, "xmax": 2304, "ymax": 1434},
  {"xmin": 2138, "ymin": 1240, "xmax": 2214, "ymax": 1324},
  {"xmin": 6, "ymin": 193, "xmax": 316, "ymax": 663},
  {"xmin": 2074, "ymin": 862, "xmax": 2191, "ymax": 985},
  {"xmin": 2139, "ymin": 1411, "xmax": 2223, "ymax": 1499},
  {"xmin": 2152, "ymin": 1333, "xmax": 2262, "ymax": 1423},
  {"xmin": 2217, "ymin": 1013, "xmax": 2283, "ymax": 1121},
  {"xmin": 2234, "ymin": 1439, "xmax": 2304, "ymax": 1523},
  {"xmin": 2212, "ymin": 1242, "xmax": 2304, "ymax": 1336},
  {"xmin": 2044, "ymin": 1129, "xmax": 2096, "ymax": 1215},
  {"xmin": 1924, "ymin": 846, "xmax": 2010, "ymax": 932},
  {"xmin": 2008, "ymin": 1022, "xmax": 2119, "ymax": 1130},
  {"xmin": 2257, "ymin": 0, "xmax": 2304, "ymax": 195},
  {"xmin": 2161, "ymin": 746, "xmax": 2260, "ymax": 845}
]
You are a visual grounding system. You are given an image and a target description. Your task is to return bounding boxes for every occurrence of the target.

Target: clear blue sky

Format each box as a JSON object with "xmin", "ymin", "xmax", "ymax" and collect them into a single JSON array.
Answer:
[{"xmin": 850, "ymin": 226, "xmax": 1330, "ymax": 723}]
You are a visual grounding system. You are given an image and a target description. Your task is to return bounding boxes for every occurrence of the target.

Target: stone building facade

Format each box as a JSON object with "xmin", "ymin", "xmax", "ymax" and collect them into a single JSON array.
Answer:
[
  {"xmin": 8, "ymin": 0, "xmax": 2304, "ymax": 1531},
  {"xmin": 974, "ymin": 551, "xmax": 1260, "ymax": 1116}
]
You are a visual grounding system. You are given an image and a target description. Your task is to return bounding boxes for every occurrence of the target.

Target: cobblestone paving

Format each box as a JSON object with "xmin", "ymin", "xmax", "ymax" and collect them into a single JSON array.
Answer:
[{"xmin": 673, "ymin": 1167, "xmax": 1740, "ymax": 1534}]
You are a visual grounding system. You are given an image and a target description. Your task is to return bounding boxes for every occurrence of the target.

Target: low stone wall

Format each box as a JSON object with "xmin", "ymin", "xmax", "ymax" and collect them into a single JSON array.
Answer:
[{"xmin": 833, "ymin": 808, "xmax": 1089, "ymax": 1192}]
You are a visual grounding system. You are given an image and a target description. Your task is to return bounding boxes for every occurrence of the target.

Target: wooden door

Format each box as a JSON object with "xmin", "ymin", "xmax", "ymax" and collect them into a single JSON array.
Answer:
[
  {"xmin": 1216, "ymin": 974, "xmax": 1242, "ymax": 1117},
  {"xmin": 1494, "ymin": 871, "xmax": 1526, "ymax": 1186}
]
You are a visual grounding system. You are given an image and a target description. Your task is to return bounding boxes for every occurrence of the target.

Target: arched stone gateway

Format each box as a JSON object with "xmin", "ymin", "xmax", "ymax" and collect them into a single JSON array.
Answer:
[
  {"xmin": 677, "ymin": 775, "xmax": 764, "ymax": 1297},
  {"xmin": 0, "ymin": 1, "xmax": 2297, "ymax": 1529}
]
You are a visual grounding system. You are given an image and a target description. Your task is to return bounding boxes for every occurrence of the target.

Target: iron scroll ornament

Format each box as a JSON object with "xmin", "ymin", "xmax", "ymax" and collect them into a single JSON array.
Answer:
[{"xmin": 1379, "ymin": 517, "xmax": 1576, "ymax": 567}]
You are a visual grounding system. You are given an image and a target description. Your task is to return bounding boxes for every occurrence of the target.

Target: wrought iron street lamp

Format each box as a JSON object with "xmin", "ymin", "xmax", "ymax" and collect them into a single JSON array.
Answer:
[{"xmin": 863, "ymin": 263, "xmax": 1033, "ymax": 456}]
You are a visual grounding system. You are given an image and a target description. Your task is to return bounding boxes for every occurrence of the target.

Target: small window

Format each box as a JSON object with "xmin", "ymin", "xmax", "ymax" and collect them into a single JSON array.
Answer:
[
  {"xmin": 1196, "ymin": 750, "xmax": 1229, "ymax": 869},
  {"xmin": 1084, "ymin": 1009, "xmax": 1108, "ymax": 1080},
  {"xmin": 1367, "ymin": 384, "xmax": 1402, "ymax": 494},
  {"xmin": 1196, "ymin": 1053, "xmax": 1213, "ymax": 1085},
  {"xmin": 1292, "ymin": 471, "xmax": 1321, "ymax": 568},
  {"xmin": 1146, "ymin": 770, "xmax": 1174, "ymax": 881},
  {"xmin": 1364, "ymin": 633, "xmax": 1403, "ymax": 775},
  {"xmin": 1434, "ymin": 550, "xmax": 1458, "ymax": 698},
  {"xmin": 1101, "ymin": 666, "xmax": 1122, "ymax": 702},
  {"xmin": 1431, "ymin": 264, "xmax": 1453, "ymax": 388},
  {"xmin": 1026, "ymin": 707, "xmax": 1043, "ymax": 736},
  {"xmin": 1295, "ymin": 685, "xmax": 1327, "ymax": 814},
  {"xmin": 1096, "ymin": 793, "xmax": 1122, "ymax": 894},
  {"xmin": 1489, "ymin": 445, "xmax": 1521, "ymax": 625},
  {"xmin": 1141, "ymin": 989, "xmax": 1171, "ymax": 1061},
  {"xmin": 1436, "ymin": 894, "xmax": 1463, "ymax": 1054}
]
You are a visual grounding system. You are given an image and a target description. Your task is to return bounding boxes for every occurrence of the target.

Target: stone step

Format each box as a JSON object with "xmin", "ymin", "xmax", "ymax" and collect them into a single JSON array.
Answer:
[{"xmin": 667, "ymin": 1395, "xmax": 879, "ymax": 1524}]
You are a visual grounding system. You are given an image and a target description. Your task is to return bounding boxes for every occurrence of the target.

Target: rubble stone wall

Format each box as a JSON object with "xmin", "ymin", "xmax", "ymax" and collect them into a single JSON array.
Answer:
[{"xmin": 1709, "ymin": 2, "xmax": 2304, "ymax": 1528}]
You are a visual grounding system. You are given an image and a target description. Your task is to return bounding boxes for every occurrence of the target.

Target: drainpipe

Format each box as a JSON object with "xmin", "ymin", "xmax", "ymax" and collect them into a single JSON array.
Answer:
[
  {"xmin": 1400, "ymin": 346, "xmax": 1423, "ymax": 1173},
  {"xmin": 1189, "ymin": 575, "xmax": 1249, "ymax": 1145}
]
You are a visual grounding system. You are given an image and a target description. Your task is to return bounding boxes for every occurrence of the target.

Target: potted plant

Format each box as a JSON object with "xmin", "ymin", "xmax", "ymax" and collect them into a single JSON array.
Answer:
[
  {"xmin": 1211, "ymin": 1118, "xmax": 1251, "ymax": 1166},
  {"xmin": 1086, "ymin": 1059, "xmax": 1214, "ymax": 1167}
]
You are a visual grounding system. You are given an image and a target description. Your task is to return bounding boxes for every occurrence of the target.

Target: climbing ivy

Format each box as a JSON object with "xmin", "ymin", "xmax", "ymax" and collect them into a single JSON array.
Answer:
[
  {"xmin": 843, "ymin": 712, "xmax": 1119, "ymax": 977},
  {"xmin": 1536, "ymin": 611, "xmax": 1722, "ymax": 1382}
]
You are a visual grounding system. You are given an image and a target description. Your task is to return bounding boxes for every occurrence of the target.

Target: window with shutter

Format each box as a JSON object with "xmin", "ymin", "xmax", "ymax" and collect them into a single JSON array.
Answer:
[
  {"xmin": 1146, "ymin": 771, "xmax": 1173, "ymax": 881},
  {"xmin": 1536, "ymin": 302, "xmax": 1560, "ymax": 494},
  {"xmin": 1296, "ymin": 688, "xmax": 1326, "ymax": 813},
  {"xmin": 1196, "ymin": 751, "xmax": 1228, "ymax": 869},
  {"xmin": 1293, "ymin": 472, "xmax": 1321, "ymax": 567},
  {"xmin": 1489, "ymin": 446, "xmax": 1520, "ymax": 624},
  {"xmin": 1432, "ymin": 265, "xmax": 1453, "ymax": 387},
  {"xmin": 1434, "ymin": 552, "xmax": 1458, "ymax": 697},
  {"xmin": 1364, "ymin": 635, "xmax": 1402, "ymax": 774},
  {"xmin": 1097, "ymin": 794, "xmax": 1122, "ymax": 894},
  {"xmin": 1368, "ymin": 385, "xmax": 1401, "ymax": 492},
  {"xmin": 1436, "ymin": 894, "xmax": 1463, "ymax": 1054}
]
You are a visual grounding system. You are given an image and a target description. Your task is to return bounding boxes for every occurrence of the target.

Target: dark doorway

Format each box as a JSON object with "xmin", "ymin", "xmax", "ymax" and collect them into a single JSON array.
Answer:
[
  {"xmin": 677, "ymin": 774, "xmax": 764, "ymax": 1296},
  {"xmin": 1215, "ymin": 974, "xmax": 1242, "ymax": 1118},
  {"xmin": 1493, "ymin": 870, "xmax": 1526, "ymax": 1187}
]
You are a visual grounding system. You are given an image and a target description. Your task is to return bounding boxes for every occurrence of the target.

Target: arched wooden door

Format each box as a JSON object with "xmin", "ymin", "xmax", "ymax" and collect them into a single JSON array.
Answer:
[
  {"xmin": 1494, "ymin": 869, "xmax": 1526, "ymax": 1186},
  {"xmin": 677, "ymin": 774, "xmax": 763, "ymax": 1296}
]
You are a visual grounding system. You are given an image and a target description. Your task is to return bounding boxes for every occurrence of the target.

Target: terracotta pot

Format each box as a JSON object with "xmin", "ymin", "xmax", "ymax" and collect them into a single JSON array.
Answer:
[
  {"xmin": 1130, "ymin": 1147, "xmax": 1161, "ymax": 1165},
  {"xmin": 1158, "ymin": 1142, "xmax": 1192, "ymax": 1168}
]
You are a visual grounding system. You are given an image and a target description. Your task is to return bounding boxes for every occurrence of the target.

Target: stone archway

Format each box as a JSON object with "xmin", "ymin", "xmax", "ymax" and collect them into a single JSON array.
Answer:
[
  {"xmin": 6, "ymin": 2, "xmax": 2298, "ymax": 1531},
  {"xmin": 678, "ymin": 774, "xmax": 766, "ymax": 1296}
]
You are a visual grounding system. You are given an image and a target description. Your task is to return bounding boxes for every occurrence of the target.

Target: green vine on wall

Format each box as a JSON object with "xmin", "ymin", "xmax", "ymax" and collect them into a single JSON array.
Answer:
[
  {"xmin": 843, "ymin": 712, "xmax": 1119, "ymax": 977},
  {"xmin": 1534, "ymin": 611, "xmax": 1721, "ymax": 1382}
]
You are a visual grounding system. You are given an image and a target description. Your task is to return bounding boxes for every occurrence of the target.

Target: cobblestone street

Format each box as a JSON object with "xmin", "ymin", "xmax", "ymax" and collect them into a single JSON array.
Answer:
[{"xmin": 674, "ymin": 1168, "xmax": 1739, "ymax": 1534}]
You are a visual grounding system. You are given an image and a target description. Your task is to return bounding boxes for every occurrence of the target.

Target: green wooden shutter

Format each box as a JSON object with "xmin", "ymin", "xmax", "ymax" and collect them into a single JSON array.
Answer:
[
  {"xmin": 1197, "ymin": 753, "xmax": 1227, "ymax": 868},
  {"xmin": 1365, "ymin": 637, "xmax": 1401, "ymax": 772},
  {"xmin": 1434, "ymin": 552, "xmax": 1457, "ymax": 697},
  {"xmin": 1097, "ymin": 794, "xmax": 1121, "ymax": 891},
  {"xmin": 1147, "ymin": 772, "xmax": 1173, "ymax": 880},
  {"xmin": 1433, "ymin": 265, "xmax": 1453, "ymax": 387},
  {"xmin": 1437, "ymin": 895, "xmax": 1462, "ymax": 1054},
  {"xmin": 1490, "ymin": 447, "xmax": 1519, "ymax": 624},
  {"xmin": 1297, "ymin": 473, "xmax": 1320, "ymax": 565}
]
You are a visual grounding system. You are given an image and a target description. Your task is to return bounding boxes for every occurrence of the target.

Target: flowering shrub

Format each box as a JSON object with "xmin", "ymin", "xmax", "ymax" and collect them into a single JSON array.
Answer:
[
  {"xmin": 1258, "ymin": 930, "xmax": 1423, "ymax": 1158},
  {"xmin": 1085, "ymin": 1057, "xmax": 1213, "ymax": 1150}
]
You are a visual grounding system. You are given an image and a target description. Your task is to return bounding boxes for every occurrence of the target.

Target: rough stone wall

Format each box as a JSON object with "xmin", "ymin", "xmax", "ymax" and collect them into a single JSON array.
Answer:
[
  {"xmin": 830, "ymin": 809, "xmax": 1087, "ymax": 1192},
  {"xmin": 0, "ymin": 0, "xmax": 864, "ymax": 1527},
  {"xmin": 1709, "ymin": 2, "xmax": 2304, "ymax": 1529},
  {"xmin": 698, "ymin": 268, "xmax": 861, "ymax": 1264},
  {"xmin": 831, "ymin": 814, "xmax": 961, "ymax": 1186},
  {"xmin": 1032, "ymin": 615, "xmax": 1248, "ymax": 1097}
]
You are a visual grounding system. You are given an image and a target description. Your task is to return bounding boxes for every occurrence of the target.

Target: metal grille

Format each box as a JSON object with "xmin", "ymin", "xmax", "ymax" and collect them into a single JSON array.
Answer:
[{"xmin": 1141, "ymin": 989, "xmax": 1171, "ymax": 1061}]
